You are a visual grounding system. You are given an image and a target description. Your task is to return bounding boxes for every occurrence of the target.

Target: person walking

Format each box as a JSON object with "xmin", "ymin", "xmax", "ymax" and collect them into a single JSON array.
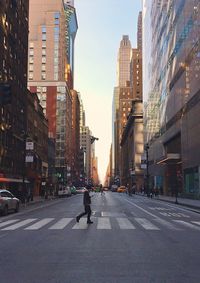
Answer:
[{"xmin": 76, "ymin": 188, "xmax": 93, "ymax": 224}]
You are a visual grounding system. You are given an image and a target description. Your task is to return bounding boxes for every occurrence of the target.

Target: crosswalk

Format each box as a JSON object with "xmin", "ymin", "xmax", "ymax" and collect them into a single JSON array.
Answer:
[{"xmin": 0, "ymin": 217, "xmax": 200, "ymax": 231}]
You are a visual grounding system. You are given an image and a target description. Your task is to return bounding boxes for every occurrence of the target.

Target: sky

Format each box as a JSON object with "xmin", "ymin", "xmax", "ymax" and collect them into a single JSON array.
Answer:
[{"xmin": 74, "ymin": 0, "xmax": 142, "ymax": 183}]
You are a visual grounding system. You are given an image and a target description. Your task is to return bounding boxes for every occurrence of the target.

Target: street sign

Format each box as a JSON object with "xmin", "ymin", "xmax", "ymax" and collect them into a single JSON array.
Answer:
[
  {"xmin": 26, "ymin": 155, "xmax": 34, "ymax": 162},
  {"xmin": 26, "ymin": 141, "xmax": 34, "ymax": 150}
]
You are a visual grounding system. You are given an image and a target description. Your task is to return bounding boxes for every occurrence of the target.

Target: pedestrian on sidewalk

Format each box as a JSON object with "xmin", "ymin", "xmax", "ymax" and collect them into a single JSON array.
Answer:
[
  {"xmin": 100, "ymin": 185, "xmax": 104, "ymax": 195},
  {"xmin": 76, "ymin": 187, "xmax": 93, "ymax": 224}
]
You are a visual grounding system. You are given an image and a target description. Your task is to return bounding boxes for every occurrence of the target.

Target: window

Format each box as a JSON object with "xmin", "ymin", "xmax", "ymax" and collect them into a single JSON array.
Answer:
[
  {"xmin": 42, "ymin": 49, "xmax": 46, "ymax": 56},
  {"xmin": 29, "ymin": 72, "xmax": 33, "ymax": 80},
  {"xmin": 41, "ymin": 72, "xmax": 46, "ymax": 80},
  {"xmin": 42, "ymin": 33, "xmax": 46, "ymax": 41},
  {"xmin": 54, "ymin": 12, "xmax": 60, "ymax": 19},
  {"xmin": 42, "ymin": 57, "xmax": 46, "ymax": 63},
  {"xmin": 29, "ymin": 49, "xmax": 34, "ymax": 56},
  {"xmin": 42, "ymin": 26, "xmax": 46, "ymax": 33},
  {"xmin": 29, "ymin": 65, "xmax": 33, "ymax": 71}
]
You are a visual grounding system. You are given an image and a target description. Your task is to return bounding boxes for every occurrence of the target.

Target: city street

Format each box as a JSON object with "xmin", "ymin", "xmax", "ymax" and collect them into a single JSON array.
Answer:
[{"xmin": 0, "ymin": 192, "xmax": 200, "ymax": 283}]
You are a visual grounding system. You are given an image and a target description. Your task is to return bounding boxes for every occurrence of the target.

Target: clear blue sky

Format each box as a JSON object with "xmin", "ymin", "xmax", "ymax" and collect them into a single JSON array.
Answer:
[{"xmin": 74, "ymin": 0, "xmax": 142, "ymax": 182}]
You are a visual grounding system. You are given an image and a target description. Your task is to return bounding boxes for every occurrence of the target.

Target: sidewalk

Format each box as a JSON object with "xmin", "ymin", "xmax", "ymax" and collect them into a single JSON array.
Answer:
[
  {"xmin": 155, "ymin": 195, "xmax": 200, "ymax": 211},
  {"xmin": 140, "ymin": 193, "xmax": 200, "ymax": 212},
  {"xmin": 21, "ymin": 195, "xmax": 58, "ymax": 208}
]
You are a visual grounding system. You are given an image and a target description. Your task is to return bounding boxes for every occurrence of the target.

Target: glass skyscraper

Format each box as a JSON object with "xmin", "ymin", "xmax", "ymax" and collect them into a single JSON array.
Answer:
[{"xmin": 143, "ymin": 0, "xmax": 200, "ymax": 197}]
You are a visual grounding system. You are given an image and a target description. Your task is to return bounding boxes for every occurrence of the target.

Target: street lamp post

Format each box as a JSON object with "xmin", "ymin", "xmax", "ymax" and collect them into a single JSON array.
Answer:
[
  {"xmin": 90, "ymin": 136, "xmax": 99, "ymax": 144},
  {"xmin": 145, "ymin": 143, "xmax": 150, "ymax": 197}
]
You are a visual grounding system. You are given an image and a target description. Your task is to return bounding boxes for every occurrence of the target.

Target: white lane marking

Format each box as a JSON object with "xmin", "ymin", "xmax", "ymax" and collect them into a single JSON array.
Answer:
[
  {"xmin": 124, "ymin": 199, "xmax": 159, "ymax": 218},
  {"xmin": 154, "ymin": 218, "xmax": 182, "ymax": 230},
  {"xmin": 2, "ymin": 219, "xmax": 37, "ymax": 230},
  {"xmin": 72, "ymin": 222, "xmax": 88, "ymax": 229},
  {"xmin": 0, "ymin": 219, "xmax": 20, "ymax": 228},
  {"xmin": 173, "ymin": 220, "xmax": 200, "ymax": 231},
  {"xmin": 49, "ymin": 218, "xmax": 73, "ymax": 229},
  {"xmin": 192, "ymin": 221, "xmax": 200, "ymax": 226},
  {"xmin": 135, "ymin": 218, "xmax": 160, "ymax": 230},
  {"xmin": 116, "ymin": 218, "xmax": 135, "ymax": 229},
  {"xmin": 25, "ymin": 218, "xmax": 54, "ymax": 230},
  {"xmin": 97, "ymin": 217, "xmax": 111, "ymax": 229}
]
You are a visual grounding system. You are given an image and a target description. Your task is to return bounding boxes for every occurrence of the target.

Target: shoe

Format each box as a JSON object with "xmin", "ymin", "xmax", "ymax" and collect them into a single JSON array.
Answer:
[
  {"xmin": 87, "ymin": 221, "xmax": 93, "ymax": 224},
  {"xmin": 76, "ymin": 216, "xmax": 79, "ymax": 223}
]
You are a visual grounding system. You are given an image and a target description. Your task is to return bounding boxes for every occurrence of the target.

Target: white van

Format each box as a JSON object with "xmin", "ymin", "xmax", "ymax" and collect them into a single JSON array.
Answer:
[{"xmin": 58, "ymin": 186, "xmax": 71, "ymax": 197}]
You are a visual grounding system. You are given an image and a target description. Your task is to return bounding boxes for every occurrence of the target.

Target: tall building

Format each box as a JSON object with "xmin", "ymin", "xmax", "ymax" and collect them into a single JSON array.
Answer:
[
  {"xmin": 130, "ymin": 48, "xmax": 142, "ymax": 100},
  {"xmin": 71, "ymin": 90, "xmax": 80, "ymax": 184},
  {"xmin": 28, "ymin": 0, "xmax": 78, "ymax": 184},
  {"xmin": 65, "ymin": 0, "xmax": 74, "ymax": 6},
  {"xmin": 112, "ymin": 36, "xmax": 133, "ymax": 184},
  {"xmin": 64, "ymin": 0, "xmax": 78, "ymax": 89},
  {"xmin": 117, "ymin": 35, "xmax": 132, "ymax": 87},
  {"xmin": 137, "ymin": 11, "xmax": 142, "ymax": 51},
  {"xmin": 80, "ymin": 126, "xmax": 92, "ymax": 183},
  {"xmin": 143, "ymin": 0, "xmax": 200, "ymax": 198},
  {"xmin": 0, "ymin": 1, "xmax": 29, "ymax": 185}
]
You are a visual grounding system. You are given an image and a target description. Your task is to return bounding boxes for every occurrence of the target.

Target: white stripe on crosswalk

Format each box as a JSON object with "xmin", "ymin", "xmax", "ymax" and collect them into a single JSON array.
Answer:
[
  {"xmin": 116, "ymin": 218, "xmax": 135, "ymax": 229},
  {"xmin": 135, "ymin": 218, "xmax": 160, "ymax": 230},
  {"xmin": 2, "ymin": 219, "xmax": 37, "ymax": 230},
  {"xmin": 192, "ymin": 221, "xmax": 200, "ymax": 226},
  {"xmin": 72, "ymin": 222, "xmax": 88, "ymax": 229},
  {"xmin": 0, "ymin": 219, "xmax": 20, "ymax": 228},
  {"xmin": 1, "ymin": 217, "xmax": 200, "ymax": 231},
  {"xmin": 49, "ymin": 218, "xmax": 73, "ymax": 230},
  {"xmin": 173, "ymin": 220, "xmax": 200, "ymax": 231},
  {"xmin": 97, "ymin": 217, "xmax": 111, "ymax": 229},
  {"xmin": 25, "ymin": 218, "xmax": 54, "ymax": 230},
  {"xmin": 154, "ymin": 218, "xmax": 182, "ymax": 230}
]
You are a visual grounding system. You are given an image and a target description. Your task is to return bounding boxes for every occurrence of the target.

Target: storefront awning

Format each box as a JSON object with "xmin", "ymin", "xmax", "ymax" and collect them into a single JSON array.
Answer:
[{"xmin": 157, "ymin": 153, "xmax": 181, "ymax": 165}]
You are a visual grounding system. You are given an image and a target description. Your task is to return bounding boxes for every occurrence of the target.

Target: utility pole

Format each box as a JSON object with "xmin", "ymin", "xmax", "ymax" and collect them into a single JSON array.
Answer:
[{"xmin": 145, "ymin": 143, "xmax": 150, "ymax": 197}]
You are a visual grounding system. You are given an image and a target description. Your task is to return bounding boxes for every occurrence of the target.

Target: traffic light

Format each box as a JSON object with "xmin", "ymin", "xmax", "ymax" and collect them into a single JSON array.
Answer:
[{"xmin": 0, "ymin": 84, "xmax": 12, "ymax": 106}]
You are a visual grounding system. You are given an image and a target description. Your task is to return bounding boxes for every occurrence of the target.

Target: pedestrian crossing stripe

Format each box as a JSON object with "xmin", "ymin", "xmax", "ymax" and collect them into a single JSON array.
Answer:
[
  {"xmin": 2, "ymin": 219, "xmax": 37, "ymax": 230},
  {"xmin": 0, "ymin": 219, "xmax": 20, "ymax": 228},
  {"xmin": 97, "ymin": 217, "xmax": 111, "ymax": 229},
  {"xmin": 134, "ymin": 218, "xmax": 160, "ymax": 230},
  {"xmin": 116, "ymin": 218, "xmax": 135, "ymax": 229},
  {"xmin": 0, "ymin": 217, "xmax": 200, "ymax": 231},
  {"xmin": 49, "ymin": 218, "xmax": 73, "ymax": 229},
  {"xmin": 173, "ymin": 220, "xmax": 200, "ymax": 231},
  {"xmin": 191, "ymin": 221, "xmax": 200, "ymax": 226},
  {"xmin": 25, "ymin": 218, "xmax": 54, "ymax": 230}
]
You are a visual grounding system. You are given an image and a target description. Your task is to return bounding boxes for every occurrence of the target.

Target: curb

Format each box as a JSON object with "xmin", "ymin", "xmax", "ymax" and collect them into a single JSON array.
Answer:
[{"xmin": 153, "ymin": 196, "xmax": 200, "ymax": 213}]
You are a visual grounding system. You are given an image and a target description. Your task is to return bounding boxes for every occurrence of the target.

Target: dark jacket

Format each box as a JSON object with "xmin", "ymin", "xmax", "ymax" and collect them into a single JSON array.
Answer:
[{"xmin": 83, "ymin": 190, "xmax": 91, "ymax": 206}]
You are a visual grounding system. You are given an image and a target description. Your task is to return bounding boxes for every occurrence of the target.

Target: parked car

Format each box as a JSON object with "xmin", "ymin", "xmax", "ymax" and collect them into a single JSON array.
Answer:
[
  {"xmin": 0, "ymin": 189, "xmax": 20, "ymax": 216},
  {"xmin": 76, "ymin": 187, "xmax": 86, "ymax": 194},
  {"xmin": 111, "ymin": 184, "xmax": 118, "ymax": 192},
  {"xmin": 58, "ymin": 186, "xmax": 71, "ymax": 197},
  {"xmin": 117, "ymin": 186, "xmax": 126, "ymax": 193}
]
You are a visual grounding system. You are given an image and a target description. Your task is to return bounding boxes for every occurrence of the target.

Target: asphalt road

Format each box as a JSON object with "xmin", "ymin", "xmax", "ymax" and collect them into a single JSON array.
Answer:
[{"xmin": 0, "ymin": 192, "xmax": 200, "ymax": 283}]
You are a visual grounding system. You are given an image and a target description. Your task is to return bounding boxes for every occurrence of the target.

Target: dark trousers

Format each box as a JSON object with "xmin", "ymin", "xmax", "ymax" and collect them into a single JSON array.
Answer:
[{"xmin": 77, "ymin": 205, "xmax": 91, "ymax": 222}]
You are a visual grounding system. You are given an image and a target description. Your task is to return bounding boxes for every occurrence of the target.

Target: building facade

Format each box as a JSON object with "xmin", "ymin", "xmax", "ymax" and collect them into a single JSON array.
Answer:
[
  {"xmin": 71, "ymin": 90, "xmax": 80, "ymax": 185},
  {"xmin": 143, "ymin": 0, "xmax": 200, "ymax": 198},
  {"xmin": 26, "ymin": 91, "xmax": 48, "ymax": 197},
  {"xmin": 112, "ymin": 36, "xmax": 132, "ymax": 184},
  {"xmin": 28, "ymin": 0, "xmax": 77, "ymax": 185},
  {"xmin": 0, "ymin": 0, "xmax": 29, "ymax": 192},
  {"xmin": 121, "ymin": 100, "xmax": 144, "ymax": 190}
]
